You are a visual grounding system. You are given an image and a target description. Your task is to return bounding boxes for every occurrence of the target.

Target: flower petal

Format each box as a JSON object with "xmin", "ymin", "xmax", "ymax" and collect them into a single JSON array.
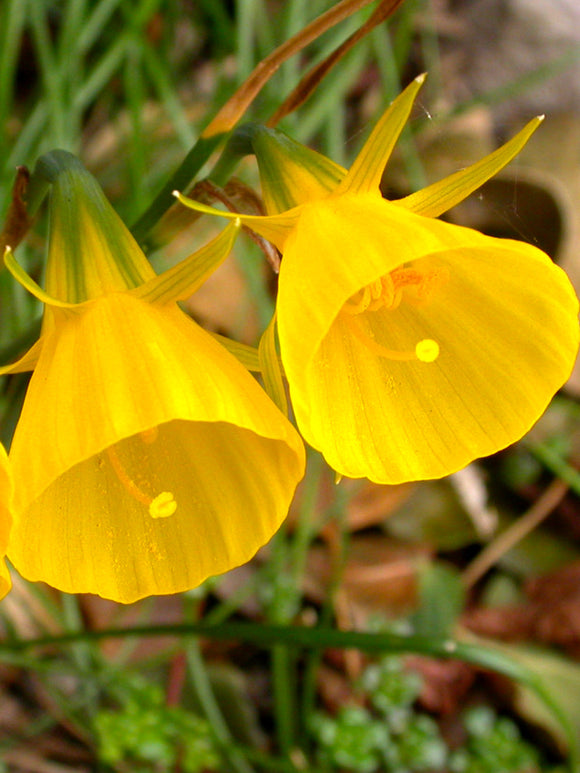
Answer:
[
  {"xmin": 174, "ymin": 192, "xmax": 301, "ymax": 251},
  {"xmin": 132, "ymin": 221, "xmax": 240, "ymax": 304},
  {"xmin": 8, "ymin": 294, "xmax": 305, "ymax": 602},
  {"xmin": 335, "ymin": 74, "xmax": 426, "ymax": 196},
  {"xmin": 396, "ymin": 116, "xmax": 544, "ymax": 217},
  {"xmin": 0, "ymin": 444, "xmax": 13, "ymax": 600},
  {"xmin": 4, "ymin": 247, "xmax": 76, "ymax": 309},
  {"xmin": 277, "ymin": 199, "xmax": 578, "ymax": 482},
  {"xmin": 0, "ymin": 338, "xmax": 43, "ymax": 375},
  {"xmin": 0, "ymin": 560, "xmax": 11, "ymax": 600},
  {"xmin": 211, "ymin": 333, "xmax": 261, "ymax": 372},
  {"xmin": 258, "ymin": 311, "xmax": 287, "ymax": 414}
]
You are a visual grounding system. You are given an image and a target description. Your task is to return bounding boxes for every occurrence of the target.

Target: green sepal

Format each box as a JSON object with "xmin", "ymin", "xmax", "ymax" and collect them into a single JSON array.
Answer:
[
  {"xmin": 210, "ymin": 333, "xmax": 261, "ymax": 372},
  {"xmin": 248, "ymin": 124, "xmax": 345, "ymax": 213},
  {"xmin": 36, "ymin": 150, "xmax": 155, "ymax": 303}
]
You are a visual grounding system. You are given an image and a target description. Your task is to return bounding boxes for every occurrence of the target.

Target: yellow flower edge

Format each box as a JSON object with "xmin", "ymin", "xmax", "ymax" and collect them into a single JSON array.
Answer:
[
  {"xmin": 0, "ymin": 444, "xmax": 13, "ymax": 600},
  {"xmin": 7, "ymin": 294, "xmax": 305, "ymax": 603}
]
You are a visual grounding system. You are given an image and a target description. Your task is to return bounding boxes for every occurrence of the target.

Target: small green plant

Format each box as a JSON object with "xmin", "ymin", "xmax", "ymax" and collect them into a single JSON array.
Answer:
[
  {"xmin": 95, "ymin": 673, "xmax": 220, "ymax": 772},
  {"xmin": 309, "ymin": 656, "xmax": 554, "ymax": 773},
  {"xmin": 449, "ymin": 705, "xmax": 541, "ymax": 773}
]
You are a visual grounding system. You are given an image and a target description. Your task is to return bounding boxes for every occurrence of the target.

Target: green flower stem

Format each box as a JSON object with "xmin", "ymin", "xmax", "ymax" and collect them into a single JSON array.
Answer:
[
  {"xmin": 133, "ymin": 124, "xmax": 259, "ymax": 253},
  {"xmin": 203, "ymin": 574, "xmax": 261, "ymax": 627},
  {"xmin": 61, "ymin": 593, "xmax": 100, "ymax": 720},
  {"xmin": 129, "ymin": 0, "xmax": 385, "ymax": 247},
  {"xmin": 186, "ymin": 635, "xmax": 256, "ymax": 773},
  {"xmin": 267, "ymin": 454, "xmax": 329, "ymax": 757},
  {"xmin": 290, "ymin": 452, "xmax": 325, "ymax": 588},
  {"xmin": 130, "ymin": 133, "xmax": 225, "ymax": 249},
  {"xmin": 272, "ymin": 640, "xmax": 295, "ymax": 756},
  {"xmin": 3, "ymin": 620, "xmax": 577, "ymax": 772},
  {"xmin": 238, "ymin": 743, "xmax": 308, "ymax": 772},
  {"xmin": 268, "ymin": 525, "xmax": 297, "ymax": 756},
  {"xmin": 301, "ymin": 486, "xmax": 352, "ymax": 741}
]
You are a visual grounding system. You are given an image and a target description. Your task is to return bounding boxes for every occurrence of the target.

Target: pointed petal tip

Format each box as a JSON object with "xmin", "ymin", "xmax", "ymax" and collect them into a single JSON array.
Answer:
[
  {"xmin": 336, "ymin": 74, "xmax": 428, "ymax": 196},
  {"xmin": 4, "ymin": 245, "xmax": 77, "ymax": 309}
]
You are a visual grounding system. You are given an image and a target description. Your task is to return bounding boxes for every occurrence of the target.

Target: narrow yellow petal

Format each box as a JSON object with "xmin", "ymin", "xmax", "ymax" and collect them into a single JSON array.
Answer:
[
  {"xmin": 4, "ymin": 247, "xmax": 77, "ymax": 309},
  {"xmin": 396, "ymin": 116, "xmax": 544, "ymax": 217},
  {"xmin": 173, "ymin": 191, "xmax": 300, "ymax": 251},
  {"xmin": 132, "ymin": 221, "xmax": 240, "ymax": 304},
  {"xmin": 0, "ymin": 560, "xmax": 11, "ymax": 600},
  {"xmin": 211, "ymin": 333, "xmax": 261, "ymax": 372},
  {"xmin": 335, "ymin": 74, "xmax": 426, "ymax": 196},
  {"xmin": 0, "ymin": 338, "xmax": 43, "ymax": 376},
  {"xmin": 0, "ymin": 444, "xmax": 13, "ymax": 600},
  {"xmin": 8, "ymin": 294, "xmax": 305, "ymax": 602},
  {"xmin": 258, "ymin": 311, "xmax": 287, "ymax": 415}
]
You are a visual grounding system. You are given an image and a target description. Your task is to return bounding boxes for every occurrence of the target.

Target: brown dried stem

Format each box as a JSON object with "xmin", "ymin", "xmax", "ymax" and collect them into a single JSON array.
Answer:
[
  {"xmin": 462, "ymin": 478, "xmax": 569, "ymax": 589},
  {"xmin": 0, "ymin": 167, "xmax": 33, "ymax": 265},
  {"xmin": 202, "ymin": 0, "xmax": 383, "ymax": 137},
  {"xmin": 268, "ymin": 0, "xmax": 406, "ymax": 127}
]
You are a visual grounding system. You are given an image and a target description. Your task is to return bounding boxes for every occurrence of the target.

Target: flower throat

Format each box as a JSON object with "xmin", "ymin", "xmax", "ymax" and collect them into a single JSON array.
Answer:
[
  {"xmin": 342, "ymin": 263, "xmax": 448, "ymax": 363},
  {"xmin": 106, "ymin": 428, "xmax": 177, "ymax": 519}
]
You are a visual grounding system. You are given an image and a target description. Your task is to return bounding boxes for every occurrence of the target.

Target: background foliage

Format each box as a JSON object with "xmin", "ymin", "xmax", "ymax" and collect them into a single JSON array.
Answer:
[{"xmin": 1, "ymin": 0, "xmax": 580, "ymax": 770}]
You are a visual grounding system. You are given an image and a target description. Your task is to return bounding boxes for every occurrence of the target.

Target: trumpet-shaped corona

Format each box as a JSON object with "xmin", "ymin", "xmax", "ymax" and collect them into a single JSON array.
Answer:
[
  {"xmin": 1, "ymin": 151, "xmax": 305, "ymax": 603},
  {"xmin": 176, "ymin": 76, "xmax": 580, "ymax": 483}
]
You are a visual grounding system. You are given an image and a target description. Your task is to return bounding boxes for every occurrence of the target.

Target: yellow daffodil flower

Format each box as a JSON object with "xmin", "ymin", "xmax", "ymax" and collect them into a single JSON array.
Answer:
[
  {"xmin": 1, "ymin": 151, "xmax": 305, "ymax": 603},
  {"xmin": 176, "ymin": 75, "xmax": 579, "ymax": 484},
  {"xmin": 0, "ymin": 444, "xmax": 13, "ymax": 599}
]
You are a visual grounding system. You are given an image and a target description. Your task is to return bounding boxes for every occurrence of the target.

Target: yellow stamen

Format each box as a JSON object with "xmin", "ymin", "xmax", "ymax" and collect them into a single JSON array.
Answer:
[
  {"xmin": 344, "ymin": 314, "xmax": 439, "ymax": 364},
  {"xmin": 342, "ymin": 263, "xmax": 447, "ymax": 362},
  {"xmin": 106, "ymin": 445, "xmax": 176, "ymax": 518},
  {"xmin": 344, "ymin": 265, "xmax": 449, "ymax": 315}
]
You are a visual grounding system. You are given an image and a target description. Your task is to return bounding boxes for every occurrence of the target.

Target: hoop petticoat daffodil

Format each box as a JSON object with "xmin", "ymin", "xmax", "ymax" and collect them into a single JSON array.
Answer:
[
  {"xmin": 176, "ymin": 75, "xmax": 580, "ymax": 484},
  {"xmin": 1, "ymin": 151, "xmax": 305, "ymax": 603},
  {"xmin": 0, "ymin": 444, "xmax": 13, "ymax": 600}
]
